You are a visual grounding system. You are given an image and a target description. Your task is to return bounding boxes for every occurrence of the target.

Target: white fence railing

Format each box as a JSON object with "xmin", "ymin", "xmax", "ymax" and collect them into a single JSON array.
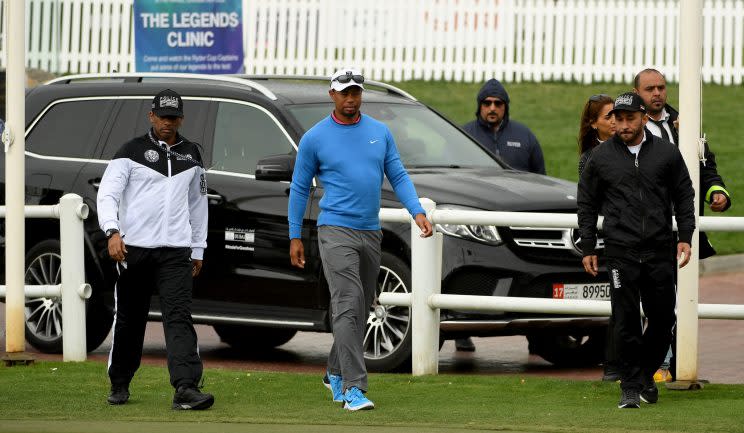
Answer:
[
  {"xmin": 379, "ymin": 199, "xmax": 744, "ymax": 376},
  {"xmin": 1, "ymin": 0, "xmax": 742, "ymax": 84},
  {"xmin": 0, "ymin": 194, "xmax": 91, "ymax": 362}
]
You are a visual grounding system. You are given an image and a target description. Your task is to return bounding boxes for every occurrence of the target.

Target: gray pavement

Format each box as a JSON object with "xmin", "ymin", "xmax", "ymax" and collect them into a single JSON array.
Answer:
[{"xmin": 2, "ymin": 256, "xmax": 744, "ymax": 384}]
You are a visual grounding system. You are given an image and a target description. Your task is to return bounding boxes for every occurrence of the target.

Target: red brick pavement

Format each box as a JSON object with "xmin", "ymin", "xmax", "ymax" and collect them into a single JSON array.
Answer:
[{"xmin": 2, "ymin": 271, "xmax": 743, "ymax": 383}]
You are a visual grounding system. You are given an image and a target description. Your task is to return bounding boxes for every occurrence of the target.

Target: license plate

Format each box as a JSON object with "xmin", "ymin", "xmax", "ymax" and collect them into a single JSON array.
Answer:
[{"xmin": 552, "ymin": 283, "xmax": 611, "ymax": 300}]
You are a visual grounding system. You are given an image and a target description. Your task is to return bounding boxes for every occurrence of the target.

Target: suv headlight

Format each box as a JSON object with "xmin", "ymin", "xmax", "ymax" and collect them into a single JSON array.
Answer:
[{"xmin": 435, "ymin": 205, "xmax": 503, "ymax": 245}]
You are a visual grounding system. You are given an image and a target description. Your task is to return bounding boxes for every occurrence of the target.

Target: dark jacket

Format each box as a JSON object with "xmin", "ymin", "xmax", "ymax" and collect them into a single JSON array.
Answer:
[
  {"xmin": 577, "ymin": 131, "xmax": 696, "ymax": 259},
  {"xmin": 578, "ymin": 150, "xmax": 592, "ymax": 176},
  {"xmin": 462, "ymin": 79, "xmax": 546, "ymax": 174},
  {"xmin": 658, "ymin": 104, "xmax": 731, "ymax": 258}
]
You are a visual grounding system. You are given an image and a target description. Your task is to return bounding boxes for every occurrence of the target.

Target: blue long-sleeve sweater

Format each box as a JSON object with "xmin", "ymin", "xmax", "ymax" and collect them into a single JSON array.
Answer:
[{"xmin": 288, "ymin": 114, "xmax": 425, "ymax": 239}]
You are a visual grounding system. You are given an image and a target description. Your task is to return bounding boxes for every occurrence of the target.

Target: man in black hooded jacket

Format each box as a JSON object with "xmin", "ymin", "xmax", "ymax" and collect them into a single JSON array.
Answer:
[
  {"xmin": 462, "ymin": 79, "xmax": 546, "ymax": 174},
  {"xmin": 457, "ymin": 78, "xmax": 547, "ymax": 352},
  {"xmin": 578, "ymin": 92, "xmax": 695, "ymax": 409}
]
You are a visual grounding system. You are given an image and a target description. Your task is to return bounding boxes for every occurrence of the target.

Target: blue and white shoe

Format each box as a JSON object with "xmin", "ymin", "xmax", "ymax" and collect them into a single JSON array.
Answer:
[
  {"xmin": 322, "ymin": 372, "xmax": 343, "ymax": 403},
  {"xmin": 342, "ymin": 386, "xmax": 374, "ymax": 411}
]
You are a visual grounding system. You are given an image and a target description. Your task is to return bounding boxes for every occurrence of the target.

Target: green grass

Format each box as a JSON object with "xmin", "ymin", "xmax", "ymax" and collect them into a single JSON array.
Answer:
[
  {"xmin": 390, "ymin": 80, "xmax": 744, "ymax": 255},
  {"xmin": 2, "ymin": 362, "xmax": 744, "ymax": 433}
]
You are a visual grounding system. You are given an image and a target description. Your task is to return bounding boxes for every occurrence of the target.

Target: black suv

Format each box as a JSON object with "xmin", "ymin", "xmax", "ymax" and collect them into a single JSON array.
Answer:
[{"xmin": 0, "ymin": 73, "xmax": 607, "ymax": 371}]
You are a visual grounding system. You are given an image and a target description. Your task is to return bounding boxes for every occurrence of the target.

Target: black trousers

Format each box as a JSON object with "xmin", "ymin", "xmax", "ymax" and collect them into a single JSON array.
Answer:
[
  {"xmin": 108, "ymin": 246, "xmax": 203, "ymax": 389},
  {"xmin": 607, "ymin": 254, "xmax": 676, "ymax": 391}
]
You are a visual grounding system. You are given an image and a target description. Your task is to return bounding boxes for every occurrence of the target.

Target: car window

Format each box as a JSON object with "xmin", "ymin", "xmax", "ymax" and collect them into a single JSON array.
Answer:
[
  {"xmin": 26, "ymin": 99, "xmax": 114, "ymax": 158},
  {"xmin": 287, "ymin": 103, "xmax": 502, "ymax": 169},
  {"xmin": 211, "ymin": 101, "xmax": 294, "ymax": 175},
  {"xmin": 100, "ymin": 99, "xmax": 149, "ymax": 159}
]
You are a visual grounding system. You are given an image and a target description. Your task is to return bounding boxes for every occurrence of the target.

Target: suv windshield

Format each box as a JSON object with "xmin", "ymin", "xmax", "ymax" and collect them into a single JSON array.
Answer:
[{"xmin": 288, "ymin": 103, "xmax": 502, "ymax": 169}]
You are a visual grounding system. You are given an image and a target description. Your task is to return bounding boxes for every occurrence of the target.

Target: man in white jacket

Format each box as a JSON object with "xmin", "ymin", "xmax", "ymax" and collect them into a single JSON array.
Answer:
[{"xmin": 97, "ymin": 89, "xmax": 212, "ymax": 410}]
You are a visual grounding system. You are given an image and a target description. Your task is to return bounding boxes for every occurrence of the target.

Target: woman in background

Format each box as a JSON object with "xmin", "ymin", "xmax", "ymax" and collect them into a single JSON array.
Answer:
[
  {"xmin": 578, "ymin": 94, "xmax": 615, "ymax": 175},
  {"xmin": 577, "ymin": 93, "xmax": 617, "ymax": 381}
]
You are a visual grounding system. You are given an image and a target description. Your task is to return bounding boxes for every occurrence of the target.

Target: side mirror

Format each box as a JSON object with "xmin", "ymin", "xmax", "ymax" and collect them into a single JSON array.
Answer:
[{"xmin": 255, "ymin": 154, "xmax": 295, "ymax": 182}]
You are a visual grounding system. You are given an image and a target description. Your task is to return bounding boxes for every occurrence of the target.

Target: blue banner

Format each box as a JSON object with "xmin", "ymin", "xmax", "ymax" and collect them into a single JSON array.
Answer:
[{"xmin": 134, "ymin": 0, "xmax": 244, "ymax": 74}]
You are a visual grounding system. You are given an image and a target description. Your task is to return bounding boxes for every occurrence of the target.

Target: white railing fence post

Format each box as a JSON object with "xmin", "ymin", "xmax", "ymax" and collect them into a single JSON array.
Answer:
[
  {"xmin": 673, "ymin": 0, "xmax": 704, "ymax": 389},
  {"xmin": 3, "ymin": 0, "xmax": 28, "ymax": 360},
  {"xmin": 58, "ymin": 194, "xmax": 91, "ymax": 362},
  {"xmin": 410, "ymin": 198, "xmax": 442, "ymax": 376}
]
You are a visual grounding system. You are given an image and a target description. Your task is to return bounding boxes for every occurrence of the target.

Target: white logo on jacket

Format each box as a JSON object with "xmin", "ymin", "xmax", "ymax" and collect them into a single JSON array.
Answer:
[
  {"xmin": 611, "ymin": 268, "xmax": 621, "ymax": 288},
  {"xmin": 506, "ymin": 141, "xmax": 521, "ymax": 147},
  {"xmin": 144, "ymin": 150, "xmax": 159, "ymax": 163}
]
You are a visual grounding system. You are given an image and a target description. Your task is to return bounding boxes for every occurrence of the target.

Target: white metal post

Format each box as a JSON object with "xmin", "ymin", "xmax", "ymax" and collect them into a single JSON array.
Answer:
[
  {"xmin": 58, "ymin": 194, "xmax": 91, "ymax": 361},
  {"xmin": 673, "ymin": 0, "xmax": 704, "ymax": 389},
  {"xmin": 3, "ymin": 0, "xmax": 27, "ymax": 359},
  {"xmin": 410, "ymin": 198, "xmax": 442, "ymax": 375}
]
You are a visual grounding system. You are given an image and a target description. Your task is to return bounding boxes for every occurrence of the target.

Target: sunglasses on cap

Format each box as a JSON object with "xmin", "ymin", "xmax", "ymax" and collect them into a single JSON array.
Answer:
[
  {"xmin": 481, "ymin": 99, "xmax": 505, "ymax": 107},
  {"xmin": 333, "ymin": 74, "xmax": 365, "ymax": 84},
  {"xmin": 588, "ymin": 93, "xmax": 610, "ymax": 102}
]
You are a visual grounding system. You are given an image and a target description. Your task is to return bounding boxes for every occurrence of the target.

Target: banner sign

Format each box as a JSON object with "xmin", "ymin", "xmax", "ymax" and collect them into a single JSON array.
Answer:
[{"xmin": 134, "ymin": 0, "xmax": 244, "ymax": 74}]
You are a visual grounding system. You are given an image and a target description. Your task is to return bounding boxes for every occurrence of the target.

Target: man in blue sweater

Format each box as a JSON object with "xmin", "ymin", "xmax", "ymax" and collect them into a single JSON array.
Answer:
[{"xmin": 288, "ymin": 67, "xmax": 432, "ymax": 411}]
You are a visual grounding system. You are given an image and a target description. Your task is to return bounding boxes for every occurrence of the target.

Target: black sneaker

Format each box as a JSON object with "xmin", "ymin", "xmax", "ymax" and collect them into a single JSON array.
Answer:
[
  {"xmin": 617, "ymin": 388, "xmax": 640, "ymax": 409},
  {"xmin": 602, "ymin": 365, "xmax": 621, "ymax": 382},
  {"xmin": 107, "ymin": 384, "xmax": 130, "ymax": 405},
  {"xmin": 172, "ymin": 385, "xmax": 214, "ymax": 410},
  {"xmin": 455, "ymin": 337, "xmax": 476, "ymax": 352},
  {"xmin": 640, "ymin": 384, "xmax": 659, "ymax": 404}
]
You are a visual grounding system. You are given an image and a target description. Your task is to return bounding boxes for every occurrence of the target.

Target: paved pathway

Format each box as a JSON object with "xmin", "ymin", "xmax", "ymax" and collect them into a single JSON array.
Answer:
[{"xmin": 3, "ymin": 270, "xmax": 743, "ymax": 384}]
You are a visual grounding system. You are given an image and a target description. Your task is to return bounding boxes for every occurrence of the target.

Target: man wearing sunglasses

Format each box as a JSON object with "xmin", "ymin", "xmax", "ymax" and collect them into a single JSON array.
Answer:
[
  {"xmin": 288, "ymin": 67, "xmax": 433, "ymax": 411},
  {"xmin": 457, "ymin": 78, "xmax": 547, "ymax": 352},
  {"xmin": 462, "ymin": 78, "xmax": 546, "ymax": 176}
]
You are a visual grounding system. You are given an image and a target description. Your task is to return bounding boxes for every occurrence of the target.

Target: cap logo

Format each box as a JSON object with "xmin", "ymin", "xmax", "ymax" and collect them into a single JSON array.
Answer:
[
  {"xmin": 615, "ymin": 95, "xmax": 634, "ymax": 106},
  {"xmin": 159, "ymin": 95, "xmax": 180, "ymax": 109}
]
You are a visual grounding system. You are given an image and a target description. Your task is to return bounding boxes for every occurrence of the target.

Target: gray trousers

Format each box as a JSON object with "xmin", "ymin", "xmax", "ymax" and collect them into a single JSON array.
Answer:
[{"xmin": 318, "ymin": 225, "xmax": 382, "ymax": 393}]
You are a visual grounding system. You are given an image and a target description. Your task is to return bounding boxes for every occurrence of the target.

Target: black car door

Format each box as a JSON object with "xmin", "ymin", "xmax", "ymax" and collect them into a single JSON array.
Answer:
[{"xmin": 197, "ymin": 98, "xmax": 320, "ymax": 320}]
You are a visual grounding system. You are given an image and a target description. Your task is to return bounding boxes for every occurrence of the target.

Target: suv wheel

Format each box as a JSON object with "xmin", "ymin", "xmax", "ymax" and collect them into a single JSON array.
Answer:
[
  {"xmin": 23, "ymin": 239, "xmax": 113, "ymax": 353},
  {"xmin": 526, "ymin": 329, "xmax": 606, "ymax": 367},
  {"xmin": 364, "ymin": 252, "xmax": 412, "ymax": 372},
  {"xmin": 213, "ymin": 324, "xmax": 297, "ymax": 350}
]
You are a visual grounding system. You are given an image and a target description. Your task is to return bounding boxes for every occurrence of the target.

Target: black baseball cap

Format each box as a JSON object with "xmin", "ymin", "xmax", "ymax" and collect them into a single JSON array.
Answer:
[
  {"xmin": 609, "ymin": 92, "xmax": 646, "ymax": 115},
  {"xmin": 151, "ymin": 89, "xmax": 184, "ymax": 118}
]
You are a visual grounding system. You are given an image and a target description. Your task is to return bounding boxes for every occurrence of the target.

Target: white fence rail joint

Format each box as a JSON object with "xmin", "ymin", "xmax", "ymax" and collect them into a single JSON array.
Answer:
[
  {"xmin": 0, "ymin": 194, "xmax": 90, "ymax": 362},
  {"xmin": 379, "ymin": 199, "xmax": 744, "ymax": 376}
]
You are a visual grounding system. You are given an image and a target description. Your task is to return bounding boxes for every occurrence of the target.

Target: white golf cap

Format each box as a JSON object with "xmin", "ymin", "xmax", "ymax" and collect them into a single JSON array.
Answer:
[{"xmin": 330, "ymin": 67, "xmax": 365, "ymax": 91}]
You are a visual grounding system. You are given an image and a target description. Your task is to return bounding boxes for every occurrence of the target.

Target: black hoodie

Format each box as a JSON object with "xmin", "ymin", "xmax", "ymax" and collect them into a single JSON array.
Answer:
[{"xmin": 462, "ymin": 79, "xmax": 546, "ymax": 174}]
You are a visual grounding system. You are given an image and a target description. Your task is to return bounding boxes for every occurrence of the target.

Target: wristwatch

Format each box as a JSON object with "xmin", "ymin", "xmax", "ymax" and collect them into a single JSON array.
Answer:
[{"xmin": 105, "ymin": 228, "xmax": 120, "ymax": 239}]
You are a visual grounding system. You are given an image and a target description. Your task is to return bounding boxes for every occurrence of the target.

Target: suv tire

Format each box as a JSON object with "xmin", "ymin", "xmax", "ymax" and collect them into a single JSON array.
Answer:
[
  {"xmin": 23, "ymin": 239, "xmax": 113, "ymax": 353},
  {"xmin": 214, "ymin": 324, "xmax": 297, "ymax": 349},
  {"xmin": 364, "ymin": 252, "xmax": 413, "ymax": 372},
  {"xmin": 526, "ymin": 329, "xmax": 606, "ymax": 367}
]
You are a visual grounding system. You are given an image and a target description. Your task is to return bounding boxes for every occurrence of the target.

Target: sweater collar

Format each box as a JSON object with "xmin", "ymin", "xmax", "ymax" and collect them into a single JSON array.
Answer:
[{"xmin": 331, "ymin": 111, "xmax": 362, "ymax": 125}]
